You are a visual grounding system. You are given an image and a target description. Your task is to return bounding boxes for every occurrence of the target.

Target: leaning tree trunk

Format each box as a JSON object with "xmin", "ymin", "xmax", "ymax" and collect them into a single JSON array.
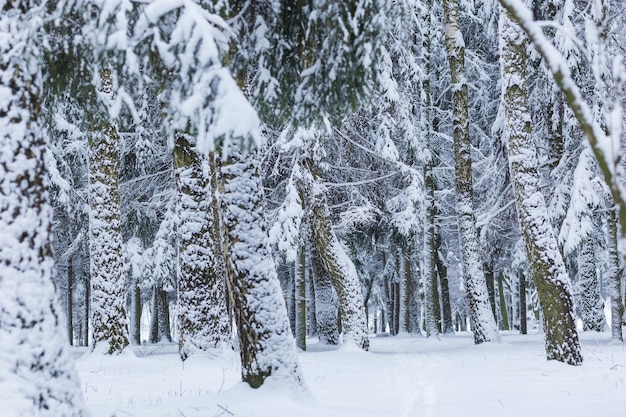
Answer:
[
  {"xmin": 88, "ymin": 68, "xmax": 130, "ymax": 354},
  {"xmin": 305, "ymin": 176, "xmax": 369, "ymax": 349},
  {"xmin": 311, "ymin": 245, "xmax": 340, "ymax": 345},
  {"xmin": 0, "ymin": 1, "xmax": 88, "ymax": 413},
  {"xmin": 442, "ymin": 0, "xmax": 499, "ymax": 344},
  {"xmin": 301, "ymin": 158, "xmax": 369, "ymax": 349},
  {"xmin": 175, "ymin": 139, "xmax": 229, "ymax": 360},
  {"xmin": 500, "ymin": 7, "xmax": 582, "ymax": 364},
  {"xmin": 578, "ymin": 237, "xmax": 606, "ymax": 332},
  {"xmin": 219, "ymin": 149, "xmax": 303, "ymax": 389}
]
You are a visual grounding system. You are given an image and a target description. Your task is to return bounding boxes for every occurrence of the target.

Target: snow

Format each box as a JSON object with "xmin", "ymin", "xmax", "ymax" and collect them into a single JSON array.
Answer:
[{"xmin": 75, "ymin": 332, "xmax": 626, "ymax": 417}]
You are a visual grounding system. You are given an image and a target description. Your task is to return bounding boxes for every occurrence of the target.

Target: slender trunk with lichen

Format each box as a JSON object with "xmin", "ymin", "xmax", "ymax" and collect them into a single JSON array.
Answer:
[
  {"xmin": 442, "ymin": 0, "xmax": 499, "ymax": 344},
  {"xmin": 303, "ymin": 160, "xmax": 369, "ymax": 349},
  {"xmin": 607, "ymin": 206, "xmax": 624, "ymax": 341},
  {"xmin": 500, "ymin": 7, "xmax": 582, "ymax": 364}
]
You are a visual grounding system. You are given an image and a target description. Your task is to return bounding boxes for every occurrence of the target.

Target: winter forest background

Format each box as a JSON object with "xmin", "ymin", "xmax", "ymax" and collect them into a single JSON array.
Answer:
[{"xmin": 1, "ymin": 0, "xmax": 626, "ymax": 415}]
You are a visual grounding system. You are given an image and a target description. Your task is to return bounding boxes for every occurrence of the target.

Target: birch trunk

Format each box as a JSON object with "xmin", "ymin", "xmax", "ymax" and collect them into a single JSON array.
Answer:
[
  {"xmin": 500, "ymin": 7, "xmax": 582, "ymax": 364},
  {"xmin": 442, "ymin": 0, "xmax": 499, "ymax": 344},
  {"xmin": 607, "ymin": 206, "xmax": 624, "ymax": 341}
]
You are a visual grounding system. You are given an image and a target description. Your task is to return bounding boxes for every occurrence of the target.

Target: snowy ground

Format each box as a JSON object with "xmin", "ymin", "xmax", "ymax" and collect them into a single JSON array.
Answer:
[{"xmin": 75, "ymin": 331, "xmax": 626, "ymax": 417}]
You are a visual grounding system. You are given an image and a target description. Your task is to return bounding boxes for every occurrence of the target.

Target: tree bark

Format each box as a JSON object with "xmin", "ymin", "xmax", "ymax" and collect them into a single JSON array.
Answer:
[
  {"xmin": 89, "ymin": 68, "xmax": 130, "ymax": 354},
  {"xmin": 578, "ymin": 237, "xmax": 606, "ymax": 332},
  {"xmin": 498, "ymin": 272, "xmax": 510, "ymax": 331},
  {"xmin": 67, "ymin": 261, "xmax": 74, "ymax": 346},
  {"xmin": 219, "ymin": 149, "xmax": 303, "ymax": 388},
  {"xmin": 519, "ymin": 272, "xmax": 527, "ymax": 335},
  {"xmin": 304, "ymin": 160, "xmax": 369, "ymax": 349},
  {"xmin": 500, "ymin": 7, "xmax": 582, "ymax": 364},
  {"xmin": 132, "ymin": 282, "xmax": 142, "ymax": 345},
  {"xmin": 442, "ymin": 0, "xmax": 500, "ymax": 344},
  {"xmin": 312, "ymin": 245, "xmax": 340, "ymax": 345},
  {"xmin": 607, "ymin": 206, "xmax": 624, "ymax": 341},
  {"xmin": 435, "ymin": 233, "xmax": 454, "ymax": 334},
  {"xmin": 175, "ymin": 139, "xmax": 230, "ymax": 360},
  {"xmin": 296, "ymin": 243, "xmax": 307, "ymax": 350},
  {"xmin": 0, "ymin": 1, "xmax": 88, "ymax": 412}
]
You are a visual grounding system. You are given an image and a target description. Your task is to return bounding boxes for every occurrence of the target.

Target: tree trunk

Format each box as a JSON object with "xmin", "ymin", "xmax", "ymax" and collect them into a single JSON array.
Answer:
[
  {"xmin": 149, "ymin": 285, "xmax": 159, "ymax": 344},
  {"xmin": 500, "ymin": 7, "xmax": 582, "ymax": 364},
  {"xmin": 607, "ymin": 206, "xmax": 624, "ymax": 341},
  {"xmin": 435, "ymin": 233, "xmax": 454, "ymax": 334},
  {"xmin": 68, "ymin": 261, "xmax": 74, "ymax": 346},
  {"xmin": 403, "ymin": 246, "xmax": 419, "ymax": 333},
  {"xmin": 519, "ymin": 272, "xmax": 527, "ymax": 335},
  {"xmin": 485, "ymin": 263, "xmax": 498, "ymax": 321},
  {"xmin": 498, "ymin": 272, "xmax": 510, "ymax": 331},
  {"xmin": 219, "ymin": 149, "xmax": 303, "ymax": 388},
  {"xmin": 132, "ymin": 282, "xmax": 142, "ymax": 345},
  {"xmin": 312, "ymin": 245, "xmax": 340, "ymax": 345},
  {"xmin": 84, "ymin": 279, "xmax": 90, "ymax": 347},
  {"xmin": 393, "ymin": 281, "xmax": 401, "ymax": 336},
  {"xmin": 578, "ymin": 237, "xmax": 606, "ymax": 332},
  {"xmin": 304, "ymin": 160, "xmax": 369, "ymax": 349},
  {"xmin": 175, "ymin": 141, "xmax": 230, "ymax": 360},
  {"xmin": 0, "ymin": 2, "xmax": 88, "ymax": 411},
  {"xmin": 308, "ymin": 264, "xmax": 318, "ymax": 337},
  {"xmin": 442, "ymin": 0, "xmax": 500, "ymax": 344},
  {"xmin": 89, "ymin": 68, "xmax": 130, "ymax": 354},
  {"xmin": 296, "ymin": 243, "xmax": 307, "ymax": 350},
  {"xmin": 424, "ymin": 160, "xmax": 439, "ymax": 338},
  {"xmin": 158, "ymin": 286, "xmax": 171, "ymax": 342}
]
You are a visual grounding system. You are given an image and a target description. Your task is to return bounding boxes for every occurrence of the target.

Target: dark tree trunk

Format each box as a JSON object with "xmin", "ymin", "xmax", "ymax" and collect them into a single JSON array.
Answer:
[
  {"xmin": 311, "ymin": 245, "xmax": 339, "ymax": 345},
  {"xmin": 435, "ymin": 233, "xmax": 454, "ymax": 334},
  {"xmin": 519, "ymin": 273, "xmax": 527, "ymax": 335},
  {"xmin": 149, "ymin": 286, "xmax": 159, "ymax": 344},
  {"xmin": 498, "ymin": 272, "xmax": 510, "ymax": 331},
  {"xmin": 158, "ymin": 286, "xmax": 171, "ymax": 342},
  {"xmin": 83, "ymin": 279, "xmax": 90, "ymax": 347},
  {"xmin": 296, "ymin": 244, "xmax": 307, "ymax": 350},
  {"xmin": 67, "ymin": 261, "xmax": 74, "ymax": 346},
  {"xmin": 485, "ymin": 263, "xmax": 498, "ymax": 321},
  {"xmin": 132, "ymin": 283, "xmax": 142, "ymax": 345}
]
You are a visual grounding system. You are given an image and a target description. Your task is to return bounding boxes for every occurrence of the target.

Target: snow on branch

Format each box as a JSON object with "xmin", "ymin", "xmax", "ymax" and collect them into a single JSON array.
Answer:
[{"xmin": 133, "ymin": 0, "xmax": 261, "ymax": 155}]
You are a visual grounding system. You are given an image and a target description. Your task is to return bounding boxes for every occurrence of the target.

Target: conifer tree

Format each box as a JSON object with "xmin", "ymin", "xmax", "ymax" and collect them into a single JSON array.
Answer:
[{"xmin": 0, "ymin": 0, "xmax": 88, "ymax": 414}]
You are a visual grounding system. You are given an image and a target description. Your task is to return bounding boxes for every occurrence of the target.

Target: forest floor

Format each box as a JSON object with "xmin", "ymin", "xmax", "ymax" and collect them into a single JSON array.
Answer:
[{"xmin": 75, "ymin": 330, "xmax": 626, "ymax": 417}]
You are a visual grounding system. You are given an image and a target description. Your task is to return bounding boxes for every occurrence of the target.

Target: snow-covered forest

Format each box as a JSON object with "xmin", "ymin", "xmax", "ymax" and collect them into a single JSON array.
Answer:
[{"xmin": 1, "ymin": 0, "xmax": 625, "ymax": 415}]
